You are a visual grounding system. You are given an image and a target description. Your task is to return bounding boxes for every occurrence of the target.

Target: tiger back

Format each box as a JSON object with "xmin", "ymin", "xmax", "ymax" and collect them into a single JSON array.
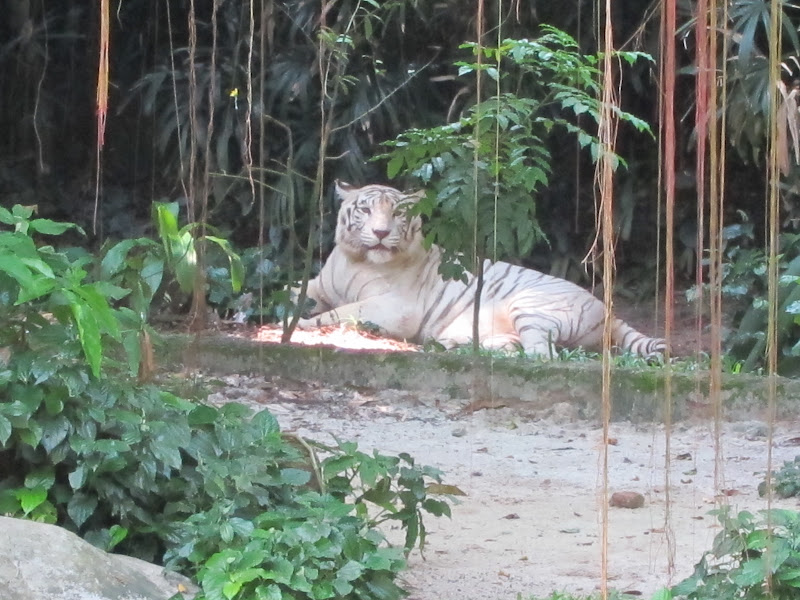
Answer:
[{"xmin": 297, "ymin": 181, "xmax": 666, "ymax": 359}]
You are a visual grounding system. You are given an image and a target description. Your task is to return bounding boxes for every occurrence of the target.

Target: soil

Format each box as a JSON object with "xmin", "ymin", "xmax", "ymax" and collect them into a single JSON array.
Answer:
[
  {"xmin": 191, "ymin": 293, "xmax": 798, "ymax": 600},
  {"xmin": 203, "ymin": 372, "xmax": 800, "ymax": 600}
]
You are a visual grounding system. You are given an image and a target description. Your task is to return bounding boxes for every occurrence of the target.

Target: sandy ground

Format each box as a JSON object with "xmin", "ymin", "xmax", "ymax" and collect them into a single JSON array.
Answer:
[{"xmin": 204, "ymin": 371, "xmax": 800, "ymax": 600}]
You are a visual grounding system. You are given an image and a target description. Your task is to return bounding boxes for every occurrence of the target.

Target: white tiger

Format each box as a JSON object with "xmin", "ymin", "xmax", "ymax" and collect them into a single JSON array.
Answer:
[{"xmin": 296, "ymin": 181, "xmax": 665, "ymax": 359}]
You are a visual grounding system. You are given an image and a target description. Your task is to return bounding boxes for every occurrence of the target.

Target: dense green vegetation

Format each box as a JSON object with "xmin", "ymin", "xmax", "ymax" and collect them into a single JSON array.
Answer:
[
  {"xmin": 0, "ymin": 209, "xmax": 453, "ymax": 599},
  {"xmin": 656, "ymin": 508, "xmax": 800, "ymax": 600}
]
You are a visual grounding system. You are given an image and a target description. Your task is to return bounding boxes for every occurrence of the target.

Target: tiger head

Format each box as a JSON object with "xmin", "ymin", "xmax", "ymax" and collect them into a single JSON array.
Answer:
[{"xmin": 334, "ymin": 181, "xmax": 425, "ymax": 264}]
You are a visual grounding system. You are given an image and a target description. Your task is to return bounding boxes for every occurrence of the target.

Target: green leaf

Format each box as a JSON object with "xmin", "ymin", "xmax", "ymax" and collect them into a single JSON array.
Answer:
[
  {"xmin": 189, "ymin": 404, "xmax": 219, "ymax": 426},
  {"xmin": 41, "ymin": 415, "xmax": 71, "ymax": 452},
  {"xmin": 69, "ymin": 299, "xmax": 103, "ymax": 378},
  {"xmin": 94, "ymin": 439, "xmax": 130, "ymax": 453},
  {"xmin": 280, "ymin": 468, "xmax": 311, "ymax": 486},
  {"xmin": 387, "ymin": 155, "xmax": 404, "ymax": 179},
  {"xmin": 29, "ymin": 218, "xmax": 83, "ymax": 236},
  {"xmin": 140, "ymin": 253, "xmax": 165, "ymax": 300},
  {"xmin": 0, "ymin": 489, "xmax": 21, "ymax": 514},
  {"xmin": 19, "ymin": 256, "xmax": 55, "ymax": 279},
  {"xmin": 222, "ymin": 581, "xmax": 242, "ymax": 600},
  {"xmin": 76, "ymin": 284, "xmax": 120, "ymax": 339},
  {"xmin": 295, "ymin": 521, "xmax": 330, "ymax": 543},
  {"xmin": 0, "ymin": 205, "xmax": 14, "ymax": 225},
  {"xmin": 255, "ymin": 583, "xmax": 282, "ymax": 600},
  {"xmin": 205, "ymin": 236, "xmax": 244, "ymax": 293},
  {"xmin": 154, "ymin": 202, "xmax": 181, "ymax": 238},
  {"xmin": 69, "ymin": 464, "xmax": 88, "ymax": 490},
  {"xmin": 262, "ymin": 557, "xmax": 294, "ymax": 585},
  {"xmin": 100, "ymin": 239, "xmax": 138, "ymax": 278},
  {"xmin": 650, "ymin": 588, "xmax": 672, "ymax": 600},
  {"xmin": 171, "ymin": 233, "xmax": 197, "ymax": 293},
  {"xmin": 336, "ymin": 560, "xmax": 363, "ymax": 582},
  {"xmin": 363, "ymin": 572, "xmax": 405, "ymax": 600},
  {"xmin": 421, "ymin": 498, "xmax": 451, "ymax": 517},
  {"xmin": 18, "ymin": 421, "xmax": 43, "ymax": 448},
  {"xmin": 332, "ymin": 578, "xmax": 354, "ymax": 596},
  {"xmin": 202, "ymin": 567, "xmax": 231, "ymax": 600},
  {"xmin": 121, "ymin": 330, "xmax": 141, "ymax": 377},
  {"xmin": 0, "ymin": 415, "xmax": 11, "ymax": 445},
  {"xmin": 25, "ymin": 467, "xmax": 55, "ymax": 490},
  {"xmin": 67, "ymin": 492, "xmax": 98, "ymax": 528},
  {"xmin": 734, "ymin": 556, "xmax": 767, "ymax": 586},
  {"xmin": 251, "ymin": 410, "xmax": 280, "ymax": 436},
  {"xmin": 44, "ymin": 394, "xmax": 64, "ymax": 415},
  {"xmin": 220, "ymin": 522, "xmax": 235, "ymax": 543},
  {"xmin": 108, "ymin": 525, "xmax": 128, "ymax": 550},
  {"xmin": 16, "ymin": 486, "xmax": 48, "ymax": 514}
]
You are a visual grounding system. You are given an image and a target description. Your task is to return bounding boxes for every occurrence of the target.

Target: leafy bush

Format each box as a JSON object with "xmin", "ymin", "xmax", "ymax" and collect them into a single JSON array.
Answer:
[
  {"xmin": 100, "ymin": 201, "xmax": 243, "ymax": 318},
  {"xmin": 760, "ymin": 456, "xmax": 800, "ymax": 499},
  {"xmin": 102, "ymin": 204, "xmax": 297, "ymax": 328},
  {"xmin": 380, "ymin": 27, "xmax": 652, "ymax": 282},
  {"xmin": 0, "ymin": 207, "xmax": 453, "ymax": 600},
  {"xmin": 699, "ymin": 222, "xmax": 800, "ymax": 374},
  {"xmin": 654, "ymin": 508, "xmax": 800, "ymax": 600}
]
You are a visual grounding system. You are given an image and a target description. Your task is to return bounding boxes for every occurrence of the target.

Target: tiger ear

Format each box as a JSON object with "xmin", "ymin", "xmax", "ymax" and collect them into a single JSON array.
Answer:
[
  {"xmin": 334, "ymin": 180, "xmax": 359, "ymax": 203},
  {"xmin": 406, "ymin": 189, "xmax": 425, "ymax": 203}
]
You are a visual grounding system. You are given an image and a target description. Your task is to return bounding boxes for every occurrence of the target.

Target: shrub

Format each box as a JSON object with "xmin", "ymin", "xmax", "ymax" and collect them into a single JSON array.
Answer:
[
  {"xmin": 699, "ymin": 222, "xmax": 800, "ymax": 374},
  {"xmin": 380, "ymin": 27, "xmax": 652, "ymax": 283},
  {"xmin": 655, "ymin": 508, "xmax": 800, "ymax": 600},
  {"xmin": 760, "ymin": 456, "xmax": 800, "ymax": 499},
  {"xmin": 0, "ymin": 207, "xmax": 453, "ymax": 600}
]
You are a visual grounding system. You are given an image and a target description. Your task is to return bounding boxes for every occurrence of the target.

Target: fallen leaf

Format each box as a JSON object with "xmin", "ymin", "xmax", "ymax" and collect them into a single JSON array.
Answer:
[{"xmin": 426, "ymin": 483, "xmax": 467, "ymax": 496}]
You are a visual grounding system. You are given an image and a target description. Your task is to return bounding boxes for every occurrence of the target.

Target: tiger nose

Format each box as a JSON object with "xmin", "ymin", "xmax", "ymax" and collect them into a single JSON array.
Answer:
[{"xmin": 373, "ymin": 229, "xmax": 390, "ymax": 240}]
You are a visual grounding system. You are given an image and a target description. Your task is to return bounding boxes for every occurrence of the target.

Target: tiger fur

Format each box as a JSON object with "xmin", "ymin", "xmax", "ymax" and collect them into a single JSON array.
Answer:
[{"xmin": 296, "ymin": 181, "xmax": 666, "ymax": 359}]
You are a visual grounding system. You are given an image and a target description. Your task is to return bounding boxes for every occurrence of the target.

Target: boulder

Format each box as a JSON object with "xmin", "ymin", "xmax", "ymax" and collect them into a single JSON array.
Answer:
[{"xmin": 0, "ymin": 516, "xmax": 197, "ymax": 600}]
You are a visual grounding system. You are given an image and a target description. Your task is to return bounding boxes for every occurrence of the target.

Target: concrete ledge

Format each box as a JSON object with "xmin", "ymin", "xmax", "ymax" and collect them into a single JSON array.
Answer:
[{"xmin": 159, "ymin": 334, "xmax": 800, "ymax": 422}]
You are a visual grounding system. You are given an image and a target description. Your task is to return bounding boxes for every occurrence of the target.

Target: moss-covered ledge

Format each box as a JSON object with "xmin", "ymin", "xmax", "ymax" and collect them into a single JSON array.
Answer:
[{"xmin": 159, "ymin": 334, "xmax": 800, "ymax": 422}]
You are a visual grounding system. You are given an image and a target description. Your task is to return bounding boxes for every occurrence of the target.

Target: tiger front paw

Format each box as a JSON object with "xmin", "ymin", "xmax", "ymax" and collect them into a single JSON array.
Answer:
[{"xmin": 296, "ymin": 317, "xmax": 318, "ymax": 330}]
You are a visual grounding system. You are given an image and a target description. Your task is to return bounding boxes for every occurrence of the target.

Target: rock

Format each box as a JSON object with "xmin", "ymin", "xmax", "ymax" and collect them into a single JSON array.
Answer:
[
  {"xmin": 0, "ymin": 516, "xmax": 197, "ymax": 600},
  {"xmin": 609, "ymin": 491, "xmax": 645, "ymax": 509}
]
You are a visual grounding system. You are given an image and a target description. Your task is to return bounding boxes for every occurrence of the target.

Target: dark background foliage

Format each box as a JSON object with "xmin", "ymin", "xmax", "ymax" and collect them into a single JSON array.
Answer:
[{"xmin": 1, "ymin": 0, "xmax": 798, "ymax": 291}]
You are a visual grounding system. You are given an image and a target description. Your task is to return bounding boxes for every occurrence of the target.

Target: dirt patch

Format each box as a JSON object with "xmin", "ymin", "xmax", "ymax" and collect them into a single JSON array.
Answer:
[{"xmin": 204, "ymin": 374, "xmax": 800, "ymax": 600}]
